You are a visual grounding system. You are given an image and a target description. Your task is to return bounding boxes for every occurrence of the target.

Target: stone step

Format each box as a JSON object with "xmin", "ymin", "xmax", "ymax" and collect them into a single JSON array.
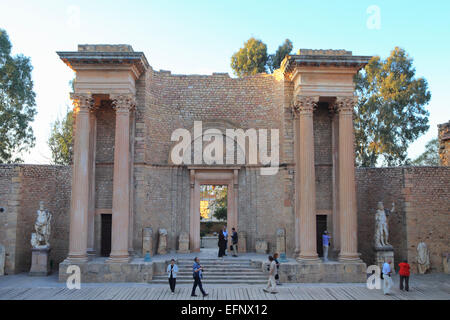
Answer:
[
  {"xmin": 175, "ymin": 270, "xmax": 263, "ymax": 275},
  {"xmin": 151, "ymin": 279, "xmax": 268, "ymax": 284}
]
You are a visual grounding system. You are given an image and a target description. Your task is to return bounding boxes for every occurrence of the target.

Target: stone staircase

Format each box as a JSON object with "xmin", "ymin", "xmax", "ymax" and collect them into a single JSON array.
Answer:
[{"xmin": 152, "ymin": 258, "xmax": 267, "ymax": 284}]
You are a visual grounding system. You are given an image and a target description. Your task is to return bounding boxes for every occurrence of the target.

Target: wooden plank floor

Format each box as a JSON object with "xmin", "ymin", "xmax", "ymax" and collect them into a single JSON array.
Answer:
[{"xmin": 1, "ymin": 284, "xmax": 448, "ymax": 300}]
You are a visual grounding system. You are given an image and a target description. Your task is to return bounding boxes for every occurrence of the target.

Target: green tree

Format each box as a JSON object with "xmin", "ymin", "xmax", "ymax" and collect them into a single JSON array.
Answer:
[
  {"xmin": 212, "ymin": 187, "xmax": 227, "ymax": 221},
  {"xmin": 0, "ymin": 29, "xmax": 36, "ymax": 163},
  {"xmin": 411, "ymin": 138, "xmax": 439, "ymax": 166},
  {"xmin": 48, "ymin": 108, "xmax": 73, "ymax": 165},
  {"xmin": 354, "ymin": 47, "xmax": 431, "ymax": 167},
  {"xmin": 267, "ymin": 39, "xmax": 293, "ymax": 72},
  {"xmin": 231, "ymin": 38, "xmax": 268, "ymax": 77}
]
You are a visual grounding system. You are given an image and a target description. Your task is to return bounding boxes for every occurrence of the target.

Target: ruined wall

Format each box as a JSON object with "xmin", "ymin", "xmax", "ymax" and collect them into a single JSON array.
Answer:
[
  {"xmin": 438, "ymin": 121, "xmax": 450, "ymax": 166},
  {"xmin": 0, "ymin": 165, "xmax": 71, "ymax": 274},
  {"xmin": 356, "ymin": 166, "xmax": 450, "ymax": 273}
]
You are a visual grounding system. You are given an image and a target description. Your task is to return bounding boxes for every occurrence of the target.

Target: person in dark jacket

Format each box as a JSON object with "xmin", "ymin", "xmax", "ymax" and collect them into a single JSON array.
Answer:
[
  {"xmin": 231, "ymin": 227, "xmax": 238, "ymax": 257},
  {"xmin": 218, "ymin": 229, "xmax": 226, "ymax": 258},
  {"xmin": 191, "ymin": 257, "xmax": 208, "ymax": 297}
]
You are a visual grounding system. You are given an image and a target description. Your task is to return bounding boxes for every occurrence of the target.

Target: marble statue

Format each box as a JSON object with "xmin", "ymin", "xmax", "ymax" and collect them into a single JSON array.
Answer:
[
  {"xmin": 276, "ymin": 228, "xmax": 286, "ymax": 256},
  {"xmin": 417, "ymin": 242, "xmax": 430, "ymax": 274},
  {"xmin": 374, "ymin": 201, "xmax": 394, "ymax": 248},
  {"xmin": 31, "ymin": 201, "xmax": 52, "ymax": 249},
  {"xmin": 157, "ymin": 228, "xmax": 168, "ymax": 255}
]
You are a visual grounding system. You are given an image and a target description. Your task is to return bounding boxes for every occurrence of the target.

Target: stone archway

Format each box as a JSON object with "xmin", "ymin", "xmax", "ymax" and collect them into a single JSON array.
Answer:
[{"xmin": 188, "ymin": 167, "xmax": 239, "ymax": 252}]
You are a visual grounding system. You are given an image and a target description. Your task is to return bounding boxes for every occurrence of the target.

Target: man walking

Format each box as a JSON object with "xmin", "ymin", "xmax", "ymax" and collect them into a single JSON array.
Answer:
[
  {"xmin": 167, "ymin": 259, "xmax": 178, "ymax": 294},
  {"xmin": 263, "ymin": 256, "xmax": 278, "ymax": 294},
  {"xmin": 398, "ymin": 259, "xmax": 410, "ymax": 291},
  {"xmin": 191, "ymin": 257, "xmax": 208, "ymax": 297},
  {"xmin": 322, "ymin": 231, "xmax": 331, "ymax": 262},
  {"xmin": 231, "ymin": 227, "xmax": 238, "ymax": 257},
  {"xmin": 382, "ymin": 260, "xmax": 393, "ymax": 295}
]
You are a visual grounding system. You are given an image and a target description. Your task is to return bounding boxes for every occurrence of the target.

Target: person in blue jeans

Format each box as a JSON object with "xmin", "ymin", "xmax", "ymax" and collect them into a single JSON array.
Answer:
[
  {"xmin": 191, "ymin": 257, "xmax": 208, "ymax": 297},
  {"xmin": 322, "ymin": 231, "xmax": 331, "ymax": 262}
]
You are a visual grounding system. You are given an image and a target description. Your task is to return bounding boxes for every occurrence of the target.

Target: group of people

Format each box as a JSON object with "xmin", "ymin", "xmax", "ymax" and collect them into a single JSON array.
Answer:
[
  {"xmin": 381, "ymin": 259, "xmax": 411, "ymax": 295},
  {"xmin": 164, "ymin": 228, "xmax": 411, "ymax": 297},
  {"xmin": 218, "ymin": 226, "xmax": 238, "ymax": 257}
]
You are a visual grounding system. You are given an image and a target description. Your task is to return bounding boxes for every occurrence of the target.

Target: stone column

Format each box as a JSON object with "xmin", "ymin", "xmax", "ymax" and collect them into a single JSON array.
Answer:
[
  {"xmin": 87, "ymin": 110, "xmax": 97, "ymax": 255},
  {"xmin": 67, "ymin": 93, "xmax": 93, "ymax": 262},
  {"xmin": 336, "ymin": 96, "xmax": 360, "ymax": 261},
  {"xmin": 295, "ymin": 96, "xmax": 320, "ymax": 261},
  {"xmin": 108, "ymin": 94, "xmax": 135, "ymax": 263}
]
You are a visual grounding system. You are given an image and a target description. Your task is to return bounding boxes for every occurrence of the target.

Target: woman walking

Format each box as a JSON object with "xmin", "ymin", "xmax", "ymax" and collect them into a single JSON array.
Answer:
[{"xmin": 167, "ymin": 259, "xmax": 179, "ymax": 294}]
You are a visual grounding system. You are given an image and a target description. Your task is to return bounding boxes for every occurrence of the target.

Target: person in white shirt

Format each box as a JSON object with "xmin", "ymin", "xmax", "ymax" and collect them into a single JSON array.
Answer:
[
  {"xmin": 263, "ymin": 256, "xmax": 278, "ymax": 294},
  {"xmin": 167, "ymin": 259, "xmax": 179, "ymax": 294},
  {"xmin": 382, "ymin": 260, "xmax": 393, "ymax": 295}
]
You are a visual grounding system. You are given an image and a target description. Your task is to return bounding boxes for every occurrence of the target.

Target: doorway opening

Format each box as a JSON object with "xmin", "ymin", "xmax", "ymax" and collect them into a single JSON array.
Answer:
[
  {"xmin": 100, "ymin": 214, "xmax": 112, "ymax": 257},
  {"xmin": 200, "ymin": 184, "xmax": 227, "ymax": 249},
  {"xmin": 316, "ymin": 215, "xmax": 327, "ymax": 257}
]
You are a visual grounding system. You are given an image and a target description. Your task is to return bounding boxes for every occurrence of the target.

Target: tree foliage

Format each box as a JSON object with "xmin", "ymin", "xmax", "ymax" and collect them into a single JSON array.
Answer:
[
  {"xmin": 231, "ymin": 38, "xmax": 268, "ymax": 77},
  {"xmin": 48, "ymin": 108, "xmax": 74, "ymax": 165},
  {"xmin": 0, "ymin": 29, "xmax": 36, "ymax": 163},
  {"xmin": 267, "ymin": 39, "xmax": 293, "ymax": 72},
  {"xmin": 411, "ymin": 138, "xmax": 439, "ymax": 166},
  {"xmin": 212, "ymin": 187, "xmax": 227, "ymax": 221},
  {"xmin": 354, "ymin": 47, "xmax": 431, "ymax": 167}
]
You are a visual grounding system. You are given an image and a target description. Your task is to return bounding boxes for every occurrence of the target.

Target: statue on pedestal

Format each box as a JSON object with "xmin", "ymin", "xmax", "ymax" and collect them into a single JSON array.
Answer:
[
  {"xmin": 31, "ymin": 201, "xmax": 52, "ymax": 249},
  {"xmin": 417, "ymin": 242, "xmax": 430, "ymax": 274},
  {"xmin": 157, "ymin": 228, "xmax": 168, "ymax": 255},
  {"xmin": 29, "ymin": 201, "xmax": 52, "ymax": 276},
  {"xmin": 374, "ymin": 201, "xmax": 394, "ymax": 248}
]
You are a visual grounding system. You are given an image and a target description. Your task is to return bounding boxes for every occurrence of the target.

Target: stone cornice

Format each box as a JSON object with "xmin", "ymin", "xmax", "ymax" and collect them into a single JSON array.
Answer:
[{"xmin": 57, "ymin": 51, "xmax": 149, "ymax": 79}]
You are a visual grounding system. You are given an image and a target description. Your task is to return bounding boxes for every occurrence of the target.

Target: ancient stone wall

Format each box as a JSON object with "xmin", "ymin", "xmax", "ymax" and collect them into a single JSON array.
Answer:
[
  {"xmin": 438, "ymin": 121, "xmax": 450, "ymax": 166},
  {"xmin": 356, "ymin": 166, "xmax": 450, "ymax": 273},
  {"xmin": 0, "ymin": 165, "xmax": 71, "ymax": 274}
]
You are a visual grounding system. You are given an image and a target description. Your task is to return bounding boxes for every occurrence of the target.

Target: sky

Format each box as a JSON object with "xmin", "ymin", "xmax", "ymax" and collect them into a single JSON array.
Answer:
[{"xmin": 0, "ymin": 0, "xmax": 449, "ymax": 164}]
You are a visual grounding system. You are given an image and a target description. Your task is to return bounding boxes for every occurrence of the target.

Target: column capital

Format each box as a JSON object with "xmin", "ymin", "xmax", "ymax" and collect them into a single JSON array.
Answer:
[
  {"xmin": 334, "ymin": 96, "xmax": 358, "ymax": 114},
  {"xmin": 111, "ymin": 94, "xmax": 136, "ymax": 113},
  {"xmin": 70, "ymin": 93, "xmax": 94, "ymax": 113},
  {"xmin": 293, "ymin": 95, "xmax": 319, "ymax": 117}
]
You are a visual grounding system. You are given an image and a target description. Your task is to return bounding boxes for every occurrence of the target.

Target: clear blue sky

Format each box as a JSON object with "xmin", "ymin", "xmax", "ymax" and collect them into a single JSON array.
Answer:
[{"xmin": 1, "ymin": 0, "xmax": 449, "ymax": 163}]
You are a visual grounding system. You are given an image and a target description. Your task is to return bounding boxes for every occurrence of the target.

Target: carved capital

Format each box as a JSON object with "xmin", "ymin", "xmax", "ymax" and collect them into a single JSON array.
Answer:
[
  {"xmin": 111, "ymin": 94, "xmax": 136, "ymax": 113},
  {"xmin": 70, "ymin": 93, "xmax": 94, "ymax": 113},
  {"xmin": 335, "ymin": 96, "xmax": 358, "ymax": 115},
  {"xmin": 292, "ymin": 96, "xmax": 319, "ymax": 118}
]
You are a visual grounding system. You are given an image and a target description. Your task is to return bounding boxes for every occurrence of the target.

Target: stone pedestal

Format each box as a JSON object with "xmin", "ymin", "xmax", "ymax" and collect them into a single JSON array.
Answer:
[
  {"xmin": 276, "ymin": 228, "xmax": 286, "ymax": 256},
  {"xmin": 0, "ymin": 244, "xmax": 5, "ymax": 276},
  {"xmin": 238, "ymin": 231, "xmax": 247, "ymax": 253},
  {"xmin": 29, "ymin": 247, "xmax": 51, "ymax": 276},
  {"xmin": 157, "ymin": 229, "xmax": 168, "ymax": 255},
  {"xmin": 442, "ymin": 253, "xmax": 449, "ymax": 274},
  {"xmin": 177, "ymin": 232, "xmax": 190, "ymax": 253},
  {"xmin": 256, "ymin": 240, "xmax": 268, "ymax": 254},
  {"xmin": 374, "ymin": 246, "xmax": 395, "ymax": 274},
  {"xmin": 142, "ymin": 227, "xmax": 153, "ymax": 256}
]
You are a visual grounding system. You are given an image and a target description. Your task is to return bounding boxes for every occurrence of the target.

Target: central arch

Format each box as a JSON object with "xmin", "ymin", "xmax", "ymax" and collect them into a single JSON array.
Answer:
[{"xmin": 188, "ymin": 167, "xmax": 240, "ymax": 252}]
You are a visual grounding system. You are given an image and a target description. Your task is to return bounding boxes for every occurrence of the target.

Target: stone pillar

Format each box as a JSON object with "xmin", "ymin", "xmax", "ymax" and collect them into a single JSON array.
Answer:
[
  {"xmin": 87, "ymin": 110, "xmax": 97, "ymax": 255},
  {"xmin": 336, "ymin": 96, "xmax": 360, "ymax": 261},
  {"xmin": 108, "ymin": 94, "xmax": 135, "ymax": 263},
  {"xmin": 295, "ymin": 96, "xmax": 319, "ymax": 262},
  {"xmin": 67, "ymin": 93, "xmax": 93, "ymax": 262}
]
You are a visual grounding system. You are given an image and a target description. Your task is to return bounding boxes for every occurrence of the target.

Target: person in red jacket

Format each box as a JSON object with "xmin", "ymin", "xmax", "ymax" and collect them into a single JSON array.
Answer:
[{"xmin": 398, "ymin": 260, "xmax": 410, "ymax": 291}]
